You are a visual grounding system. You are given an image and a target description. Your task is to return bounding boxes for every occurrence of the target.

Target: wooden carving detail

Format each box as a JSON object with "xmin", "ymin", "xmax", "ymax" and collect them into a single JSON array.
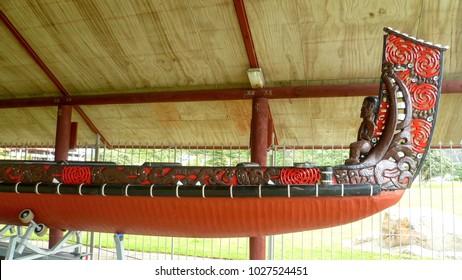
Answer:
[
  {"xmin": 334, "ymin": 167, "xmax": 375, "ymax": 184},
  {"xmin": 0, "ymin": 164, "xmax": 321, "ymax": 187},
  {"xmin": 0, "ymin": 164, "xmax": 53, "ymax": 183},
  {"xmin": 146, "ymin": 167, "xmax": 237, "ymax": 186},
  {"xmin": 345, "ymin": 96, "xmax": 379, "ymax": 165},
  {"xmin": 62, "ymin": 166, "xmax": 92, "ymax": 184},
  {"xmin": 92, "ymin": 166, "xmax": 148, "ymax": 184},
  {"xmin": 280, "ymin": 168, "xmax": 321, "ymax": 184},
  {"xmin": 342, "ymin": 28, "xmax": 446, "ymax": 190}
]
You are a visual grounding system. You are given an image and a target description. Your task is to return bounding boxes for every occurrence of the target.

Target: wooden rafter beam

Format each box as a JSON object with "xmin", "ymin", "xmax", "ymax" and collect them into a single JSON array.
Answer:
[
  {"xmin": 0, "ymin": 81, "xmax": 460, "ymax": 109},
  {"xmin": 0, "ymin": 10, "xmax": 109, "ymax": 146},
  {"xmin": 0, "ymin": 11, "xmax": 68, "ymax": 95},
  {"xmin": 443, "ymin": 80, "xmax": 462, "ymax": 93},
  {"xmin": 233, "ymin": 0, "xmax": 259, "ymax": 68}
]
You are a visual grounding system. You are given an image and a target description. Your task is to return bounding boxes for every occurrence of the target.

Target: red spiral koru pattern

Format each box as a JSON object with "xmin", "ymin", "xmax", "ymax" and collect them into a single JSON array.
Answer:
[
  {"xmin": 385, "ymin": 34, "xmax": 417, "ymax": 65},
  {"xmin": 411, "ymin": 119, "xmax": 432, "ymax": 154},
  {"xmin": 409, "ymin": 83, "xmax": 438, "ymax": 110},
  {"xmin": 280, "ymin": 168, "xmax": 320, "ymax": 185},
  {"xmin": 414, "ymin": 47, "xmax": 440, "ymax": 78},
  {"xmin": 397, "ymin": 69, "xmax": 411, "ymax": 83},
  {"xmin": 62, "ymin": 166, "xmax": 92, "ymax": 184}
]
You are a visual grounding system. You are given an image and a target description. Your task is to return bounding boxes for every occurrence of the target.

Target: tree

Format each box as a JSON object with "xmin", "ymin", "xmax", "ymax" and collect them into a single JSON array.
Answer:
[
  {"xmin": 418, "ymin": 149, "xmax": 453, "ymax": 182},
  {"xmin": 452, "ymin": 162, "xmax": 462, "ymax": 181}
]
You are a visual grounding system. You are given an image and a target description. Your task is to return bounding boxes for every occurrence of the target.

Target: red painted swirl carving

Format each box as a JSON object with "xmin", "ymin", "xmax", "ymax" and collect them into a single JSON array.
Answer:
[
  {"xmin": 411, "ymin": 119, "xmax": 432, "ymax": 154},
  {"xmin": 385, "ymin": 34, "xmax": 417, "ymax": 65},
  {"xmin": 396, "ymin": 69, "xmax": 411, "ymax": 83},
  {"xmin": 409, "ymin": 83, "xmax": 438, "ymax": 110},
  {"xmin": 62, "ymin": 166, "xmax": 92, "ymax": 184},
  {"xmin": 280, "ymin": 168, "xmax": 320, "ymax": 184},
  {"xmin": 414, "ymin": 47, "xmax": 440, "ymax": 78}
]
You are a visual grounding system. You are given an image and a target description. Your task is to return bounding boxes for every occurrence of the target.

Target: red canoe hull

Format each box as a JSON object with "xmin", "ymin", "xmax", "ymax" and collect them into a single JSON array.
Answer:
[{"xmin": 0, "ymin": 190, "xmax": 404, "ymax": 237}]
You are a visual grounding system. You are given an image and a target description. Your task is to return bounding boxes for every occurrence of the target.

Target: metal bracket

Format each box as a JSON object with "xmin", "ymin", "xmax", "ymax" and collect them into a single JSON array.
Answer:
[{"xmin": 1, "ymin": 211, "xmax": 87, "ymax": 260}]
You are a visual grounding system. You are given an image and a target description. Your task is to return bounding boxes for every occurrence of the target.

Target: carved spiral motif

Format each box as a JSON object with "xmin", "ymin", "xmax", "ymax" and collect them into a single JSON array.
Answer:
[
  {"xmin": 411, "ymin": 119, "xmax": 432, "ymax": 154},
  {"xmin": 397, "ymin": 69, "xmax": 411, "ymax": 83},
  {"xmin": 4, "ymin": 166, "xmax": 22, "ymax": 182},
  {"xmin": 414, "ymin": 47, "xmax": 440, "ymax": 78},
  {"xmin": 385, "ymin": 34, "xmax": 417, "ymax": 65},
  {"xmin": 62, "ymin": 166, "xmax": 92, "ymax": 184},
  {"xmin": 280, "ymin": 168, "xmax": 320, "ymax": 184},
  {"xmin": 409, "ymin": 83, "xmax": 438, "ymax": 111}
]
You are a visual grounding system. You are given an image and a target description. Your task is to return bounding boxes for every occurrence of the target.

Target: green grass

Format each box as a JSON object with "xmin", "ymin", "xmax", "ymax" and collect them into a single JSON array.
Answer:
[
  {"xmin": 403, "ymin": 181, "xmax": 462, "ymax": 216},
  {"xmin": 6, "ymin": 229, "xmax": 433, "ymax": 260},
  {"xmin": 81, "ymin": 234, "xmax": 250, "ymax": 260}
]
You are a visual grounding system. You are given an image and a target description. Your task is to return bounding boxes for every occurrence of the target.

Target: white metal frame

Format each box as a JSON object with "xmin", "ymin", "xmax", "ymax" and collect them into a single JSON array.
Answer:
[{"xmin": 2, "ymin": 220, "xmax": 86, "ymax": 260}]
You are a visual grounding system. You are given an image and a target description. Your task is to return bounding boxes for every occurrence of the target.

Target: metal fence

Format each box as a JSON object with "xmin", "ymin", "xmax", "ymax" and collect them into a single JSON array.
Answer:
[{"xmin": 1, "ymin": 142, "xmax": 461, "ymax": 260}]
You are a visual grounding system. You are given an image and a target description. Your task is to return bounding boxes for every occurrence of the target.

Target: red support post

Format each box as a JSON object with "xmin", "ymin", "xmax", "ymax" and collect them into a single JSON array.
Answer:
[
  {"xmin": 249, "ymin": 97, "xmax": 269, "ymax": 260},
  {"xmin": 251, "ymin": 97, "xmax": 269, "ymax": 164},
  {"xmin": 49, "ymin": 105, "xmax": 72, "ymax": 248},
  {"xmin": 69, "ymin": 121, "xmax": 78, "ymax": 149}
]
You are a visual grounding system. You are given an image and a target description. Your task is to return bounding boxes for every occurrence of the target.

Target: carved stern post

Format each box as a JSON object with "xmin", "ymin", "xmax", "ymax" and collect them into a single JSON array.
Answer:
[{"xmin": 340, "ymin": 27, "xmax": 449, "ymax": 190}]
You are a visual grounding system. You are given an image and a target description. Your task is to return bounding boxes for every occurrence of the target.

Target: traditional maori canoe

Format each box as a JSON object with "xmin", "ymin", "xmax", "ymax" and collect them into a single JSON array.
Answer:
[{"xmin": 0, "ymin": 28, "xmax": 448, "ymax": 237}]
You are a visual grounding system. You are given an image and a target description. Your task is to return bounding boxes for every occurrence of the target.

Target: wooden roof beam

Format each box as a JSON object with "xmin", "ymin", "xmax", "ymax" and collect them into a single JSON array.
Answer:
[
  {"xmin": 0, "ymin": 81, "xmax": 460, "ymax": 109},
  {"xmin": 0, "ymin": 10, "xmax": 109, "ymax": 146},
  {"xmin": 233, "ymin": 0, "xmax": 259, "ymax": 68}
]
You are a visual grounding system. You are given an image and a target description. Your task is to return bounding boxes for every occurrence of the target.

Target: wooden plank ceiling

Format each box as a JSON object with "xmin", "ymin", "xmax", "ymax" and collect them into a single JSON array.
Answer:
[{"xmin": 0, "ymin": 0, "xmax": 461, "ymax": 148}]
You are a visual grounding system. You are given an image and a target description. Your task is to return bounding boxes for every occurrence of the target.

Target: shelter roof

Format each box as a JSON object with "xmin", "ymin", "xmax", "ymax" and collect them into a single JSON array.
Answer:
[{"xmin": 0, "ymin": 0, "xmax": 461, "ymax": 147}]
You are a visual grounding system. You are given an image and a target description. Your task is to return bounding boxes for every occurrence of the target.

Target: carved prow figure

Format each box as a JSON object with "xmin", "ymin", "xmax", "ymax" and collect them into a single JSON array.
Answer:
[
  {"xmin": 345, "ymin": 96, "xmax": 379, "ymax": 165},
  {"xmin": 346, "ymin": 62, "xmax": 411, "ymax": 167},
  {"xmin": 340, "ymin": 27, "xmax": 448, "ymax": 190}
]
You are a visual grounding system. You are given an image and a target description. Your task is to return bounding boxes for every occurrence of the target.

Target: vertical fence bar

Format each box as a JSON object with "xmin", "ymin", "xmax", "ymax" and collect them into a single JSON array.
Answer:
[
  {"xmin": 171, "ymin": 237, "xmax": 174, "ymax": 260},
  {"xmin": 438, "ymin": 142, "xmax": 446, "ymax": 259},
  {"xmin": 88, "ymin": 135, "xmax": 100, "ymax": 260},
  {"xmin": 450, "ymin": 142, "xmax": 456, "ymax": 258},
  {"xmin": 429, "ymin": 148, "xmax": 434, "ymax": 259}
]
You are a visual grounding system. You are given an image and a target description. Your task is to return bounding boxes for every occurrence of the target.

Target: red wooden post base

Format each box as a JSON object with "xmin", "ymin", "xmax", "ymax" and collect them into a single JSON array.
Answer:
[
  {"xmin": 250, "ymin": 236, "xmax": 266, "ymax": 260},
  {"xmin": 49, "ymin": 105, "xmax": 72, "ymax": 248},
  {"xmin": 249, "ymin": 97, "xmax": 269, "ymax": 260}
]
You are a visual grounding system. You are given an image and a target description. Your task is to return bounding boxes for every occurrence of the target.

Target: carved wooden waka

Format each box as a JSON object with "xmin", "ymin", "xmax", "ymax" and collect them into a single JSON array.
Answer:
[{"xmin": 0, "ymin": 28, "xmax": 449, "ymax": 237}]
